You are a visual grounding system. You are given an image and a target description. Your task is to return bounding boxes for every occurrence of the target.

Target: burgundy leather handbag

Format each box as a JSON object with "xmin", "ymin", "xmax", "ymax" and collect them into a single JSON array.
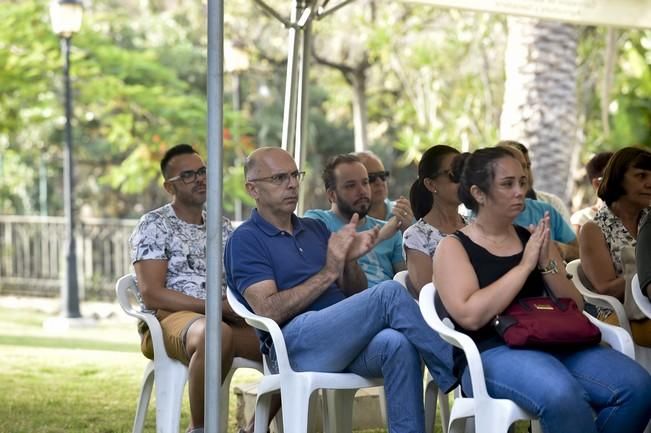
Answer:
[{"xmin": 493, "ymin": 290, "xmax": 601, "ymax": 348}]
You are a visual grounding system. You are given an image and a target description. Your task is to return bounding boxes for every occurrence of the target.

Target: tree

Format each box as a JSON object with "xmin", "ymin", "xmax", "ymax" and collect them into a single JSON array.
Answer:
[
  {"xmin": 0, "ymin": 0, "xmax": 255, "ymax": 217},
  {"xmin": 500, "ymin": 17, "xmax": 579, "ymax": 202},
  {"xmin": 311, "ymin": 0, "xmax": 377, "ymax": 151}
]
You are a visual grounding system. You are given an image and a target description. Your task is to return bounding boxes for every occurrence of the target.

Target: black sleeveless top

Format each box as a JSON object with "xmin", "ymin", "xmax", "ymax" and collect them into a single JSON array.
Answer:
[{"xmin": 435, "ymin": 225, "xmax": 547, "ymax": 372}]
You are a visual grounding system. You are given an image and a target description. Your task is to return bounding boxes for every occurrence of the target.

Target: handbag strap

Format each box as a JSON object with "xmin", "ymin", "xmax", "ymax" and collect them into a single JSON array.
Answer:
[{"xmin": 540, "ymin": 279, "xmax": 572, "ymax": 310}]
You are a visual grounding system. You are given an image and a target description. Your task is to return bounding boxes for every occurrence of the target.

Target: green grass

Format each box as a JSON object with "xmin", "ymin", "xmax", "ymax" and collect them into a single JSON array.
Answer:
[
  {"xmin": 0, "ymin": 301, "xmax": 530, "ymax": 433},
  {"xmin": 0, "ymin": 304, "xmax": 211, "ymax": 433}
]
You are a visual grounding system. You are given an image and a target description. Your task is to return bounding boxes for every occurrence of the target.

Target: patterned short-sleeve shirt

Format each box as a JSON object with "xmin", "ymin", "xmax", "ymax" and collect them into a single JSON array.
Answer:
[
  {"xmin": 129, "ymin": 203, "xmax": 233, "ymax": 300},
  {"xmin": 594, "ymin": 206, "xmax": 649, "ymax": 276},
  {"xmin": 403, "ymin": 217, "xmax": 468, "ymax": 257}
]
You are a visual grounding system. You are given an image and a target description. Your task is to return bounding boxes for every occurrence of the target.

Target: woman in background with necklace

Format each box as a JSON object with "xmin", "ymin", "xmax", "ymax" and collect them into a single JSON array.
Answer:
[{"xmin": 403, "ymin": 145, "xmax": 467, "ymax": 295}]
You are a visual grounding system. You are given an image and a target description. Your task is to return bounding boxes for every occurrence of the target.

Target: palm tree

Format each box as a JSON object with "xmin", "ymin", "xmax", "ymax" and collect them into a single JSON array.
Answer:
[{"xmin": 500, "ymin": 17, "xmax": 580, "ymax": 202}]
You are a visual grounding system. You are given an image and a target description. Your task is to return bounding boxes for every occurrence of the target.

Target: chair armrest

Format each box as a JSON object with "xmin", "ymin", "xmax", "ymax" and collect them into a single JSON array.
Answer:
[
  {"xmin": 566, "ymin": 260, "xmax": 631, "ymax": 333},
  {"xmin": 226, "ymin": 287, "xmax": 293, "ymax": 373},
  {"xmin": 584, "ymin": 312, "xmax": 635, "ymax": 359},
  {"xmin": 580, "ymin": 291, "xmax": 628, "ymax": 327},
  {"xmin": 632, "ymin": 274, "xmax": 651, "ymax": 319},
  {"xmin": 419, "ymin": 283, "xmax": 491, "ymax": 400},
  {"xmin": 115, "ymin": 274, "xmax": 170, "ymax": 361}
]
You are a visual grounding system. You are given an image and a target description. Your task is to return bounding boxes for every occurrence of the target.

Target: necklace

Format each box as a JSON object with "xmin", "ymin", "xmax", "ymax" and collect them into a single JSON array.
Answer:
[
  {"xmin": 426, "ymin": 208, "xmax": 465, "ymax": 234},
  {"xmin": 472, "ymin": 222, "xmax": 512, "ymax": 245}
]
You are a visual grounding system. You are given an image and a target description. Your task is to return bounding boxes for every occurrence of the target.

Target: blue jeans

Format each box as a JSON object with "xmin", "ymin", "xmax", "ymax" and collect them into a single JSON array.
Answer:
[
  {"xmin": 460, "ymin": 344, "xmax": 651, "ymax": 433},
  {"xmin": 277, "ymin": 281, "xmax": 456, "ymax": 433}
]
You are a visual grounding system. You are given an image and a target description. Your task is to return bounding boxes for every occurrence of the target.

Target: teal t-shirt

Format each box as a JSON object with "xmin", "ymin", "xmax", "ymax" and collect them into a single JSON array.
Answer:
[
  {"xmin": 514, "ymin": 198, "xmax": 576, "ymax": 244},
  {"xmin": 303, "ymin": 209, "xmax": 405, "ymax": 287}
]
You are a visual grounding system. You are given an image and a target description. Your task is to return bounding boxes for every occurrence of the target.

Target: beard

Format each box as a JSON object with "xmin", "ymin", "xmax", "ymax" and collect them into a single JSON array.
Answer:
[
  {"xmin": 336, "ymin": 195, "xmax": 369, "ymax": 220},
  {"xmin": 173, "ymin": 184, "xmax": 207, "ymax": 209}
]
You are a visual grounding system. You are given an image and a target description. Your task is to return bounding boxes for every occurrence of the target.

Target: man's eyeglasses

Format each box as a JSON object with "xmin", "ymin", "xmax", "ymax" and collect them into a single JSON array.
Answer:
[
  {"xmin": 167, "ymin": 166, "xmax": 207, "ymax": 184},
  {"xmin": 248, "ymin": 170, "xmax": 306, "ymax": 186},
  {"xmin": 368, "ymin": 171, "xmax": 390, "ymax": 183}
]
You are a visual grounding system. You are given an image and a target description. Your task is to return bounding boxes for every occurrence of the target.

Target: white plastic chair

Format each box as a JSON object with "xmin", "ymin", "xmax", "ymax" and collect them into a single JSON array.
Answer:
[
  {"xmin": 630, "ymin": 274, "xmax": 651, "ymax": 433},
  {"xmin": 393, "ymin": 270, "xmax": 450, "ymax": 433},
  {"xmin": 226, "ymin": 286, "xmax": 384, "ymax": 433},
  {"xmin": 632, "ymin": 274, "xmax": 651, "ymax": 319},
  {"xmin": 116, "ymin": 274, "xmax": 263, "ymax": 433},
  {"xmin": 418, "ymin": 282, "xmax": 634, "ymax": 433},
  {"xmin": 566, "ymin": 260, "xmax": 651, "ymax": 370},
  {"xmin": 565, "ymin": 260, "xmax": 631, "ymax": 333}
]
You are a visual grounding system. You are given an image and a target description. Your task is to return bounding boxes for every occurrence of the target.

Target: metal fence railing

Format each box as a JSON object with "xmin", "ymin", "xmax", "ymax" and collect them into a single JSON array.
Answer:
[{"xmin": 0, "ymin": 215, "xmax": 137, "ymax": 300}]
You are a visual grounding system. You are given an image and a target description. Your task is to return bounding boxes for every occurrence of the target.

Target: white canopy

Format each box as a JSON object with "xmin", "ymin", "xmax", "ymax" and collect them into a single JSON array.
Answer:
[{"xmin": 413, "ymin": 0, "xmax": 651, "ymax": 30}]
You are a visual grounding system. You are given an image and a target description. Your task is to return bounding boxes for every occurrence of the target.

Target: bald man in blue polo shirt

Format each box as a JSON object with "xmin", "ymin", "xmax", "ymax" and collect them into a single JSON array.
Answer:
[{"xmin": 225, "ymin": 147, "xmax": 456, "ymax": 433}]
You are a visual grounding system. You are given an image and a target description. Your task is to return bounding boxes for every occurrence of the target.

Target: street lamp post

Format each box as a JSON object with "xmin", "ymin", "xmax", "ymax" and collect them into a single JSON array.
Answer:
[{"xmin": 50, "ymin": 0, "xmax": 83, "ymax": 319}]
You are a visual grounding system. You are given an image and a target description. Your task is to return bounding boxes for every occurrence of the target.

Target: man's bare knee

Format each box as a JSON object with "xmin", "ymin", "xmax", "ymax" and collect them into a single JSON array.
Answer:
[{"xmin": 186, "ymin": 318, "xmax": 206, "ymax": 357}]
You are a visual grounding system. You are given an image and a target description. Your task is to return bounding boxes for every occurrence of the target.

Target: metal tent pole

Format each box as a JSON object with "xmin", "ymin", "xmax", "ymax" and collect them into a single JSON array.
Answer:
[
  {"xmin": 205, "ymin": 0, "xmax": 224, "ymax": 431},
  {"xmin": 281, "ymin": 0, "xmax": 305, "ymax": 154},
  {"xmin": 295, "ymin": 17, "xmax": 312, "ymax": 215}
]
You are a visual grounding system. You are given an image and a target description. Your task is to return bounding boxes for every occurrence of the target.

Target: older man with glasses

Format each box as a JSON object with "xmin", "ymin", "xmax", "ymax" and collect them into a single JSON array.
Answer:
[{"xmin": 225, "ymin": 146, "xmax": 457, "ymax": 433}]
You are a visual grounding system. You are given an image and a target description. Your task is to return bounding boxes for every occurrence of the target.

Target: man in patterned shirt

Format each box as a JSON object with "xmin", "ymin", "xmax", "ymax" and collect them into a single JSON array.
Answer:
[{"xmin": 129, "ymin": 144, "xmax": 262, "ymax": 433}]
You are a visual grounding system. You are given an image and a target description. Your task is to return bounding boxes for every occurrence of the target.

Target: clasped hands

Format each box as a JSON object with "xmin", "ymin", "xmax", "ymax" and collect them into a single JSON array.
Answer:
[
  {"xmin": 325, "ymin": 213, "xmax": 379, "ymax": 275},
  {"xmin": 378, "ymin": 197, "xmax": 413, "ymax": 242},
  {"xmin": 522, "ymin": 211, "xmax": 553, "ymax": 272}
]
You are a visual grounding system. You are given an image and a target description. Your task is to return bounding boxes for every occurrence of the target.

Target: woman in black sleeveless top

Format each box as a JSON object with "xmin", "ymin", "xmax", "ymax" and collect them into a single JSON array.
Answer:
[{"xmin": 433, "ymin": 147, "xmax": 651, "ymax": 433}]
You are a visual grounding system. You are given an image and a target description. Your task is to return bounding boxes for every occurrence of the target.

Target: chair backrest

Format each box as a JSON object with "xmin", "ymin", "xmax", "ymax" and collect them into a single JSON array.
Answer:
[
  {"xmin": 226, "ymin": 286, "xmax": 293, "ymax": 374},
  {"xmin": 418, "ymin": 282, "xmax": 491, "ymax": 400},
  {"xmin": 632, "ymin": 274, "xmax": 651, "ymax": 319},
  {"xmin": 565, "ymin": 259, "xmax": 631, "ymax": 333}
]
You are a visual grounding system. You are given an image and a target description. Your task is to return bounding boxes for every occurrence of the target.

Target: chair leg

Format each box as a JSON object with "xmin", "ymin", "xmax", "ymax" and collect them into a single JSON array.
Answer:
[
  {"xmin": 376, "ymin": 387, "xmax": 388, "ymax": 427},
  {"xmin": 220, "ymin": 368, "xmax": 237, "ymax": 433},
  {"xmin": 476, "ymin": 406, "xmax": 513, "ymax": 433},
  {"xmin": 272, "ymin": 409, "xmax": 284, "ymax": 433},
  {"xmin": 531, "ymin": 420, "xmax": 543, "ymax": 433},
  {"xmin": 254, "ymin": 392, "xmax": 273, "ymax": 433},
  {"xmin": 322, "ymin": 389, "xmax": 357, "ymax": 433},
  {"xmin": 464, "ymin": 418, "xmax": 475, "ymax": 433},
  {"xmin": 424, "ymin": 380, "xmax": 438, "ymax": 433},
  {"xmin": 280, "ymin": 384, "xmax": 312, "ymax": 433},
  {"xmin": 133, "ymin": 362, "xmax": 155, "ymax": 433},
  {"xmin": 449, "ymin": 417, "xmax": 470, "ymax": 433},
  {"xmin": 154, "ymin": 360, "xmax": 188, "ymax": 433},
  {"xmin": 438, "ymin": 390, "xmax": 450, "ymax": 433}
]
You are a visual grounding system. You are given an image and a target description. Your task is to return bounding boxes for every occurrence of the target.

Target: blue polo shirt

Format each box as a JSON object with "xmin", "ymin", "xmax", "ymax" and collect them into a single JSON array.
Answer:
[
  {"xmin": 225, "ymin": 209, "xmax": 346, "ymax": 351},
  {"xmin": 303, "ymin": 209, "xmax": 404, "ymax": 287},
  {"xmin": 514, "ymin": 198, "xmax": 576, "ymax": 244}
]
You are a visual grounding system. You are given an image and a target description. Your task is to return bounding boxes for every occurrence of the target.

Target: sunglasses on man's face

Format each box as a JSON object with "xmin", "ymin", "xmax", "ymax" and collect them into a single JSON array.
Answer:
[{"xmin": 368, "ymin": 171, "xmax": 390, "ymax": 183}]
